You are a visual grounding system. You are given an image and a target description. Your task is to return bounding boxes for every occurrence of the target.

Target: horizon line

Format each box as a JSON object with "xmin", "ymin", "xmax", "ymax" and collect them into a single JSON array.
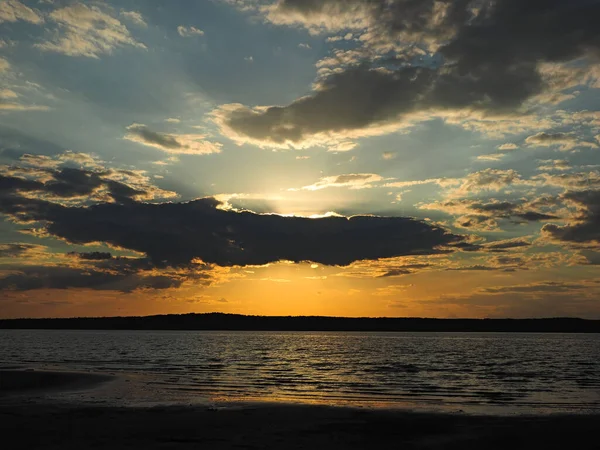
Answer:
[{"xmin": 1, "ymin": 313, "xmax": 598, "ymax": 321}]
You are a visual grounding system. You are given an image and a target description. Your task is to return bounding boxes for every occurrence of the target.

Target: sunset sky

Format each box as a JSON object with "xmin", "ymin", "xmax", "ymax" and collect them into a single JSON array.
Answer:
[{"xmin": 1, "ymin": 0, "xmax": 599, "ymax": 319}]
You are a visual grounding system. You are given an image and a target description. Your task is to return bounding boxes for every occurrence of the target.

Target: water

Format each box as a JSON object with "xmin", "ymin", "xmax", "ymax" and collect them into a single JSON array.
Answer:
[{"xmin": 1, "ymin": 330, "xmax": 599, "ymax": 413}]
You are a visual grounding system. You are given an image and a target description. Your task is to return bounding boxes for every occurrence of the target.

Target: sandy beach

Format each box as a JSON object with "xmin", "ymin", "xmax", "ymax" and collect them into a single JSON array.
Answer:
[{"xmin": 1, "ymin": 370, "xmax": 599, "ymax": 449}]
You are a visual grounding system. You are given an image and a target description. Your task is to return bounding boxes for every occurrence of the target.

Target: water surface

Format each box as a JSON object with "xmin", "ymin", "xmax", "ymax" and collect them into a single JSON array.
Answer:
[{"xmin": 1, "ymin": 330, "xmax": 599, "ymax": 413}]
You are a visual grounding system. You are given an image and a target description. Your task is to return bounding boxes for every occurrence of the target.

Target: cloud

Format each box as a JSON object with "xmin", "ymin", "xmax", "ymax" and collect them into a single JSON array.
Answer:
[
  {"xmin": 542, "ymin": 190, "xmax": 600, "ymax": 245},
  {"xmin": 216, "ymin": 0, "xmax": 600, "ymax": 150},
  {"xmin": 476, "ymin": 154, "xmax": 505, "ymax": 162},
  {"xmin": 0, "ymin": 57, "xmax": 10, "ymax": 73},
  {"xmin": 120, "ymin": 10, "xmax": 147, "ymax": 27},
  {"xmin": 0, "ymin": 153, "xmax": 177, "ymax": 205},
  {"xmin": 447, "ymin": 169, "xmax": 523, "ymax": 196},
  {"xmin": 213, "ymin": 65, "xmax": 437, "ymax": 150},
  {"xmin": 421, "ymin": 279, "xmax": 600, "ymax": 317},
  {"xmin": 422, "ymin": 198, "xmax": 559, "ymax": 231},
  {"xmin": 481, "ymin": 281, "xmax": 588, "ymax": 294},
  {"xmin": 532, "ymin": 171, "xmax": 600, "ymax": 190},
  {"xmin": 382, "ymin": 151, "xmax": 397, "ymax": 160},
  {"xmin": 295, "ymin": 173, "xmax": 383, "ymax": 191},
  {"xmin": 68, "ymin": 251, "xmax": 112, "ymax": 261},
  {"xmin": 0, "ymin": 243, "xmax": 47, "ymax": 258},
  {"xmin": 124, "ymin": 124, "xmax": 222, "ymax": 155},
  {"xmin": 18, "ymin": 151, "xmax": 104, "ymax": 170},
  {"xmin": 525, "ymin": 132, "xmax": 598, "ymax": 151},
  {"xmin": 0, "ymin": 103, "xmax": 50, "ymax": 111},
  {"xmin": 35, "ymin": 4, "xmax": 146, "ymax": 58},
  {"xmin": 537, "ymin": 159, "xmax": 571, "ymax": 172},
  {"xmin": 262, "ymin": 1, "xmax": 372, "ymax": 34},
  {"xmin": 0, "ymin": 59, "xmax": 51, "ymax": 111},
  {"xmin": 0, "ymin": 0, "xmax": 43, "ymax": 24},
  {"xmin": 0, "ymin": 241, "xmax": 222, "ymax": 293},
  {"xmin": 384, "ymin": 169, "xmax": 523, "ymax": 195},
  {"xmin": 0, "ymin": 177, "xmax": 465, "ymax": 266},
  {"xmin": 384, "ymin": 177, "xmax": 444, "ymax": 189},
  {"xmin": 177, "ymin": 25, "xmax": 204, "ymax": 37},
  {"xmin": 498, "ymin": 143, "xmax": 518, "ymax": 151},
  {"xmin": 423, "ymin": 167, "xmax": 597, "ymax": 199},
  {"xmin": 483, "ymin": 238, "xmax": 531, "ymax": 252},
  {"xmin": 298, "ymin": 43, "xmax": 311, "ymax": 49},
  {"xmin": 0, "ymin": 89, "xmax": 18, "ymax": 99},
  {"xmin": 0, "ymin": 264, "xmax": 188, "ymax": 292}
]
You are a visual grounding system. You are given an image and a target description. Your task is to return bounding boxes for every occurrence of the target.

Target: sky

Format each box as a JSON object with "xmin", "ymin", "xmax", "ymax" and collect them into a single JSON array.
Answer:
[{"xmin": 0, "ymin": 0, "xmax": 599, "ymax": 319}]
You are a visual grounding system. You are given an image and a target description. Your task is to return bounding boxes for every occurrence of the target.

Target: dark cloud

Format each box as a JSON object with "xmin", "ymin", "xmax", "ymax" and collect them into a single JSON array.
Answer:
[
  {"xmin": 126, "ymin": 124, "xmax": 182, "ymax": 150},
  {"xmin": 447, "ymin": 265, "xmax": 497, "ymax": 271},
  {"xmin": 525, "ymin": 132, "xmax": 597, "ymax": 150},
  {"xmin": 221, "ymin": 65, "xmax": 436, "ymax": 145},
  {"xmin": 0, "ymin": 189, "xmax": 464, "ymax": 266},
  {"xmin": 1, "ymin": 250, "xmax": 215, "ymax": 292},
  {"xmin": 41, "ymin": 168, "xmax": 105, "ymax": 198},
  {"xmin": 542, "ymin": 189, "xmax": 600, "ymax": 244},
  {"xmin": 426, "ymin": 198, "xmax": 559, "ymax": 231},
  {"xmin": 515, "ymin": 211, "xmax": 558, "ymax": 222},
  {"xmin": 0, "ymin": 243, "xmax": 45, "ymax": 258},
  {"xmin": 455, "ymin": 214, "xmax": 498, "ymax": 231},
  {"xmin": 578, "ymin": 250, "xmax": 600, "ymax": 265},
  {"xmin": 440, "ymin": 0, "xmax": 600, "ymax": 67},
  {"xmin": 0, "ymin": 175, "xmax": 45, "ymax": 192},
  {"xmin": 220, "ymin": 0, "xmax": 600, "ymax": 147},
  {"xmin": 68, "ymin": 251, "xmax": 113, "ymax": 260},
  {"xmin": 527, "ymin": 132, "xmax": 574, "ymax": 144},
  {"xmin": 0, "ymin": 264, "xmax": 185, "ymax": 292},
  {"xmin": 124, "ymin": 124, "xmax": 221, "ymax": 155},
  {"xmin": 379, "ymin": 263, "xmax": 431, "ymax": 277},
  {"xmin": 482, "ymin": 281, "xmax": 588, "ymax": 294},
  {"xmin": 484, "ymin": 239, "xmax": 531, "ymax": 252},
  {"xmin": 0, "ymin": 165, "xmax": 174, "ymax": 204}
]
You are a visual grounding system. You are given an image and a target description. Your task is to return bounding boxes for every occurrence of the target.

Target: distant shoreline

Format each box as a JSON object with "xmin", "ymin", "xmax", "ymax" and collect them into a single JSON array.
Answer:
[{"xmin": 1, "ymin": 313, "xmax": 599, "ymax": 332}]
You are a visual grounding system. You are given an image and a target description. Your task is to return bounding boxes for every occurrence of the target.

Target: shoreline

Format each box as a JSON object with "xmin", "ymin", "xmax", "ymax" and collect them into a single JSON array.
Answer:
[
  {"xmin": 2, "ymin": 368, "xmax": 599, "ymax": 416},
  {"xmin": 2, "ymin": 370, "xmax": 599, "ymax": 449},
  {"xmin": 2, "ymin": 401, "xmax": 599, "ymax": 449},
  {"xmin": 0, "ymin": 369, "xmax": 114, "ymax": 396}
]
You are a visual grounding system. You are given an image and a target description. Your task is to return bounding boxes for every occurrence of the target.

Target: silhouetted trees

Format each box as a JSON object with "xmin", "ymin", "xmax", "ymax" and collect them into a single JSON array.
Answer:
[{"xmin": 1, "ymin": 313, "xmax": 599, "ymax": 332}]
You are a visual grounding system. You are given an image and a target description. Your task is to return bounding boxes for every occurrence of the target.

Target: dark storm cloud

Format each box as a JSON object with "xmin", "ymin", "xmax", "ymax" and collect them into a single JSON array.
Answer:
[
  {"xmin": 542, "ymin": 189, "xmax": 600, "ymax": 244},
  {"xmin": 0, "ymin": 191, "xmax": 464, "ymax": 266},
  {"xmin": 220, "ymin": 0, "xmax": 600, "ymax": 146}
]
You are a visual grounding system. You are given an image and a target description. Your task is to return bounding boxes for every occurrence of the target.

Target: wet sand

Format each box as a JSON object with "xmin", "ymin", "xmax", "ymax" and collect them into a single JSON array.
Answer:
[
  {"xmin": 0, "ymin": 370, "xmax": 598, "ymax": 449},
  {"xmin": 0, "ymin": 370, "xmax": 113, "ymax": 394}
]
